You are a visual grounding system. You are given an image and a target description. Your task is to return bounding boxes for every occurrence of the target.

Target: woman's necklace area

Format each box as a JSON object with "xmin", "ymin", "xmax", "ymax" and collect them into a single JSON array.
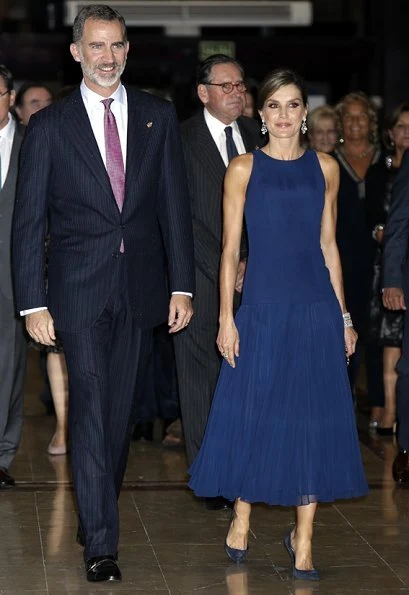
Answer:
[
  {"xmin": 267, "ymin": 147, "xmax": 305, "ymax": 161},
  {"xmin": 341, "ymin": 144, "xmax": 374, "ymax": 160}
]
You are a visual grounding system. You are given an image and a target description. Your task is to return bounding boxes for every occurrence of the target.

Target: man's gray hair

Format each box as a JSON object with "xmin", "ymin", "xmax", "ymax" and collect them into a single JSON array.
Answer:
[{"xmin": 72, "ymin": 4, "xmax": 127, "ymax": 43}]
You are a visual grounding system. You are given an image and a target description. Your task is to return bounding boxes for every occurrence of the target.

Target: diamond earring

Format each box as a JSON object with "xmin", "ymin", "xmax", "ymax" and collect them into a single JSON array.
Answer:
[
  {"xmin": 301, "ymin": 118, "xmax": 307, "ymax": 135},
  {"xmin": 261, "ymin": 120, "xmax": 267, "ymax": 135}
]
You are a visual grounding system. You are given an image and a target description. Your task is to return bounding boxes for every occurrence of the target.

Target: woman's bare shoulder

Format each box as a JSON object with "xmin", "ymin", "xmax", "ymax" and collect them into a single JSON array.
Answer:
[
  {"xmin": 226, "ymin": 152, "xmax": 254, "ymax": 181},
  {"xmin": 316, "ymin": 151, "xmax": 339, "ymax": 176}
]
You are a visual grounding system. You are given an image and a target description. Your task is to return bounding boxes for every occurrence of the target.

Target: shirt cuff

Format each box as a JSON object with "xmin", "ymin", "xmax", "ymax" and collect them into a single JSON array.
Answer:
[
  {"xmin": 172, "ymin": 291, "xmax": 193, "ymax": 298},
  {"xmin": 20, "ymin": 307, "xmax": 48, "ymax": 316}
]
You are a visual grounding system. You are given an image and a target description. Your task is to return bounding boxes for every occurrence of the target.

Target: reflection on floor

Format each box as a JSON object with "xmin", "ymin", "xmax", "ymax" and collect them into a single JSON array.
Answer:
[{"xmin": 2, "ymin": 351, "xmax": 408, "ymax": 594}]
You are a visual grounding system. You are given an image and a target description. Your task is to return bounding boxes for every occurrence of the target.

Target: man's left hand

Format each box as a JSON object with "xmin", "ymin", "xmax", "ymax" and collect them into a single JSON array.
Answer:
[{"xmin": 168, "ymin": 295, "xmax": 193, "ymax": 333}]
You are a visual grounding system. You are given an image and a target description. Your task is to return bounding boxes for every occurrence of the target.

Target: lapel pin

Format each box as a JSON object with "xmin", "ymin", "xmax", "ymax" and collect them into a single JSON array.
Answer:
[{"xmin": 146, "ymin": 121, "xmax": 153, "ymax": 128}]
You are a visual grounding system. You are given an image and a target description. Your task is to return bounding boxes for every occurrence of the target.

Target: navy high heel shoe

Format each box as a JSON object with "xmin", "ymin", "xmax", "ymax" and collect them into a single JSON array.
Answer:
[
  {"xmin": 224, "ymin": 541, "xmax": 249, "ymax": 564},
  {"xmin": 224, "ymin": 513, "xmax": 249, "ymax": 564},
  {"xmin": 283, "ymin": 528, "xmax": 320, "ymax": 581}
]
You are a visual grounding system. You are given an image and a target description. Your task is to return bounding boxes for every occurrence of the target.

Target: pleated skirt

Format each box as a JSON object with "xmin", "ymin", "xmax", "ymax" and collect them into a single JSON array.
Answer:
[{"xmin": 188, "ymin": 299, "xmax": 368, "ymax": 506}]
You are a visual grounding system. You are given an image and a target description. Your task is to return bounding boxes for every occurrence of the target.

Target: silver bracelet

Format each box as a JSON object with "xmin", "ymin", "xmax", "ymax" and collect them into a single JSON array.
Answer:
[{"xmin": 343, "ymin": 312, "xmax": 353, "ymax": 328}]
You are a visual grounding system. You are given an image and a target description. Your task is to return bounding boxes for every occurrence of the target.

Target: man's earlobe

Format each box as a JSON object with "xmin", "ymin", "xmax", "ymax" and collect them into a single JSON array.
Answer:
[
  {"xmin": 70, "ymin": 43, "xmax": 81, "ymax": 62},
  {"xmin": 197, "ymin": 84, "xmax": 208, "ymax": 104}
]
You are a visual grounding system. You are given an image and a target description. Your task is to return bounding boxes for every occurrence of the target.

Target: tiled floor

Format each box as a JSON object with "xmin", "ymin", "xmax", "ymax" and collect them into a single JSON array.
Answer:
[{"xmin": 2, "ymin": 351, "xmax": 409, "ymax": 594}]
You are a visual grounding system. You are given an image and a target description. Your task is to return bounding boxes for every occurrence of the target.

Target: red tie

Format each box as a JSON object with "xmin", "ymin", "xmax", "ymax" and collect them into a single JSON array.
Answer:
[{"xmin": 101, "ymin": 98, "xmax": 125, "ymax": 251}]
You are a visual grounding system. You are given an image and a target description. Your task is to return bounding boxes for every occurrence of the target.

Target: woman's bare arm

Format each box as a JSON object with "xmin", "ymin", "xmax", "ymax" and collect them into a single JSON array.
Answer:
[{"xmin": 216, "ymin": 153, "xmax": 253, "ymax": 367}]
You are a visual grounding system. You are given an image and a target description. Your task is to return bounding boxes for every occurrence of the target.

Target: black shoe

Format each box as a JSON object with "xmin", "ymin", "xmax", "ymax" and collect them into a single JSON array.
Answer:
[
  {"xmin": 132, "ymin": 421, "xmax": 154, "ymax": 441},
  {"xmin": 0, "ymin": 467, "xmax": 15, "ymax": 489},
  {"xmin": 393, "ymin": 450, "xmax": 409, "ymax": 483},
  {"xmin": 203, "ymin": 496, "xmax": 233, "ymax": 511},
  {"xmin": 86, "ymin": 556, "xmax": 121, "ymax": 582}
]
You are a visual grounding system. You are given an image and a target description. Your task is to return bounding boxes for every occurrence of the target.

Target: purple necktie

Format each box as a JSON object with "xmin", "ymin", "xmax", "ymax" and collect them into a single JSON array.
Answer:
[{"xmin": 102, "ymin": 98, "xmax": 125, "ymax": 251}]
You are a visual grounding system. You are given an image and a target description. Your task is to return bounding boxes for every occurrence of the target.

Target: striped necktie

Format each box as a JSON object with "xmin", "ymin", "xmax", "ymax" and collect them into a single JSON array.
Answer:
[
  {"xmin": 101, "ymin": 98, "xmax": 125, "ymax": 251},
  {"xmin": 225, "ymin": 126, "xmax": 239, "ymax": 162}
]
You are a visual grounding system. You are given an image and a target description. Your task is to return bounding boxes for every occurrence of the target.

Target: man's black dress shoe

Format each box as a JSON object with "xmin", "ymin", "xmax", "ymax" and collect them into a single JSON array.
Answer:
[
  {"xmin": 0, "ymin": 467, "xmax": 15, "ymax": 489},
  {"xmin": 203, "ymin": 496, "xmax": 233, "ymax": 511},
  {"xmin": 393, "ymin": 449, "xmax": 409, "ymax": 483},
  {"xmin": 86, "ymin": 556, "xmax": 121, "ymax": 582}
]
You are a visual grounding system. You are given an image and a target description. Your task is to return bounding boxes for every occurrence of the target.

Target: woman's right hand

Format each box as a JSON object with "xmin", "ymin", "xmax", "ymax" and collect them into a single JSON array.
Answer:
[{"xmin": 217, "ymin": 319, "xmax": 240, "ymax": 368}]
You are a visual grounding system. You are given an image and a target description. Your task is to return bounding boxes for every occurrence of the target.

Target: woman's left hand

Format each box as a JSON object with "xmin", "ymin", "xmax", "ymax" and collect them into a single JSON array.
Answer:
[{"xmin": 344, "ymin": 326, "xmax": 358, "ymax": 358}]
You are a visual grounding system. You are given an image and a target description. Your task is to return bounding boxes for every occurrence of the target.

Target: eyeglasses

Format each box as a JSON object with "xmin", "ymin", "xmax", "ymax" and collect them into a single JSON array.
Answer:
[
  {"xmin": 205, "ymin": 82, "xmax": 247, "ymax": 94},
  {"xmin": 0, "ymin": 89, "xmax": 10, "ymax": 99}
]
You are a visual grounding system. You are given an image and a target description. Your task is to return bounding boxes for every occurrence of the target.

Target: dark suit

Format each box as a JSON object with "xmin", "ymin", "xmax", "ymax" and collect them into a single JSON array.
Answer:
[
  {"xmin": 383, "ymin": 149, "xmax": 409, "ymax": 449},
  {"xmin": 13, "ymin": 86, "xmax": 194, "ymax": 559},
  {"xmin": 0, "ymin": 120, "xmax": 27, "ymax": 471},
  {"xmin": 174, "ymin": 112, "xmax": 262, "ymax": 466}
]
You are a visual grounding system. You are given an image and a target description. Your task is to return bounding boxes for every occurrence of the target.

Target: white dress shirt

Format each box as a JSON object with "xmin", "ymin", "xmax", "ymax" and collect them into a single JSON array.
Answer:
[
  {"xmin": 21, "ymin": 81, "xmax": 190, "ymax": 316},
  {"xmin": 81, "ymin": 80, "xmax": 128, "ymax": 169},
  {"xmin": 204, "ymin": 108, "xmax": 246, "ymax": 166},
  {"xmin": 0, "ymin": 114, "xmax": 15, "ymax": 189}
]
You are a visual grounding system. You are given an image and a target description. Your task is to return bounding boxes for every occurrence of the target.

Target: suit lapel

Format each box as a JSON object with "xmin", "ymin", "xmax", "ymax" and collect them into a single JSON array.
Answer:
[
  {"xmin": 190, "ymin": 114, "xmax": 226, "ymax": 185},
  {"xmin": 238, "ymin": 117, "xmax": 260, "ymax": 152},
  {"xmin": 63, "ymin": 88, "xmax": 113, "ymax": 202},
  {"xmin": 0, "ymin": 120, "xmax": 23, "ymax": 205},
  {"xmin": 124, "ymin": 86, "xmax": 151, "ymax": 201}
]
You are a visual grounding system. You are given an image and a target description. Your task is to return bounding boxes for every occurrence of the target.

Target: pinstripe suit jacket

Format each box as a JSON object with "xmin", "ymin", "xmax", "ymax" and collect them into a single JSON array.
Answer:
[
  {"xmin": 12, "ymin": 86, "xmax": 195, "ymax": 331},
  {"xmin": 0, "ymin": 120, "xmax": 24, "ymax": 301},
  {"xmin": 181, "ymin": 112, "xmax": 263, "ymax": 314}
]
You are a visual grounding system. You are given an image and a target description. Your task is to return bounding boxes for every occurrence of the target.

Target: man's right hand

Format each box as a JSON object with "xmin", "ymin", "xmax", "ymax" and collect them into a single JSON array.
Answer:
[
  {"xmin": 383, "ymin": 287, "xmax": 406, "ymax": 311},
  {"xmin": 25, "ymin": 310, "xmax": 56, "ymax": 346}
]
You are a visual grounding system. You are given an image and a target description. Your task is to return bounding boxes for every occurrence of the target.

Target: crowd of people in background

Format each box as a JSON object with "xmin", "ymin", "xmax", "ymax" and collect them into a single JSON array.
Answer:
[{"xmin": 4, "ymin": 53, "xmax": 409, "ymax": 470}]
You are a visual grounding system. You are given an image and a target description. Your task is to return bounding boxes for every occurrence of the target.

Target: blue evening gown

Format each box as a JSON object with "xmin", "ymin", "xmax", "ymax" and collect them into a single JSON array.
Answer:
[{"xmin": 188, "ymin": 149, "xmax": 368, "ymax": 506}]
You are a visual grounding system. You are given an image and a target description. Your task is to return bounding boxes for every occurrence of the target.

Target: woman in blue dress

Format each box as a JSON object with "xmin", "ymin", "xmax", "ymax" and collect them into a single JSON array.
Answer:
[{"xmin": 188, "ymin": 69, "xmax": 368, "ymax": 580}]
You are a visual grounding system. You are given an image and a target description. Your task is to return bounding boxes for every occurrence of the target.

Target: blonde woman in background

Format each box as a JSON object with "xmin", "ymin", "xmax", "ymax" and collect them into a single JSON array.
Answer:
[{"xmin": 307, "ymin": 105, "xmax": 338, "ymax": 153}]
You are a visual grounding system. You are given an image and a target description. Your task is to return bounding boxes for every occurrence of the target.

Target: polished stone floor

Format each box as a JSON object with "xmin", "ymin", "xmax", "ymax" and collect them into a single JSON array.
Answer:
[{"xmin": 2, "ymin": 351, "xmax": 409, "ymax": 594}]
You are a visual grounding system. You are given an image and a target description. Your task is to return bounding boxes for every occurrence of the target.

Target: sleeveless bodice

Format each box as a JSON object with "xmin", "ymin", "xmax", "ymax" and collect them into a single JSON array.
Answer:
[{"xmin": 242, "ymin": 149, "xmax": 335, "ymax": 305}]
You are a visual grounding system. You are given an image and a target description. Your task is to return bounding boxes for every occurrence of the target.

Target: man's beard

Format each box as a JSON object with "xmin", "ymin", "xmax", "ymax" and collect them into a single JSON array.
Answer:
[{"xmin": 79, "ymin": 50, "xmax": 126, "ymax": 88}]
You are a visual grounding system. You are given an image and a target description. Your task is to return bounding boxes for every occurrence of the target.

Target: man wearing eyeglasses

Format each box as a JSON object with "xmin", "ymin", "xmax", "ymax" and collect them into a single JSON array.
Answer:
[
  {"xmin": 174, "ymin": 54, "xmax": 263, "ymax": 511},
  {"xmin": 0, "ymin": 65, "xmax": 27, "ymax": 490}
]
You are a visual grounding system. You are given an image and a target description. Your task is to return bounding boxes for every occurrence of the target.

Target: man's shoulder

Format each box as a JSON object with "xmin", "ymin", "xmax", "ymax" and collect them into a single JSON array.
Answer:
[
  {"xmin": 125, "ymin": 85, "xmax": 174, "ymax": 114},
  {"xmin": 29, "ymin": 88, "xmax": 80, "ymax": 127},
  {"xmin": 237, "ymin": 115, "xmax": 261, "ymax": 135},
  {"xmin": 180, "ymin": 111, "xmax": 204, "ymax": 138},
  {"xmin": 14, "ymin": 120, "xmax": 25, "ymax": 139}
]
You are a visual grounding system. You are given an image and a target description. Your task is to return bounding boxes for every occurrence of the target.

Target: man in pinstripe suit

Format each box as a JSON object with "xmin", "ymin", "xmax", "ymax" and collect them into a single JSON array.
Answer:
[
  {"xmin": 174, "ymin": 55, "xmax": 263, "ymax": 510},
  {"xmin": 13, "ymin": 5, "xmax": 194, "ymax": 582},
  {"xmin": 0, "ymin": 65, "xmax": 27, "ymax": 490}
]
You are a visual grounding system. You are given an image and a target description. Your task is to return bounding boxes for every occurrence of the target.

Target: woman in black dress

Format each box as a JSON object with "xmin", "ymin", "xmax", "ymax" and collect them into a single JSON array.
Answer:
[
  {"xmin": 333, "ymin": 92, "xmax": 387, "ymax": 418},
  {"xmin": 369, "ymin": 102, "xmax": 409, "ymax": 433}
]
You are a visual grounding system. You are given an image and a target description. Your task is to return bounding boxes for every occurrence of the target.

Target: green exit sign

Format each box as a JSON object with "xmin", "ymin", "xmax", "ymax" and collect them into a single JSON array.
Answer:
[{"xmin": 198, "ymin": 41, "xmax": 236, "ymax": 61}]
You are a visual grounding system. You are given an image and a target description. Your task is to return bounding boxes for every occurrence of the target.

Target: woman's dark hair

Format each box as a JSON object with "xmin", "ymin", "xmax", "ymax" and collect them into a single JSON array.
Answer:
[
  {"xmin": 0, "ymin": 64, "xmax": 13, "ymax": 92},
  {"xmin": 196, "ymin": 54, "xmax": 244, "ymax": 85},
  {"xmin": 73, "ymin": 4, "xmax": 127, "ymax": 43},
  {"xmin": 15, "ymin": 83, "xmax": 53, "ymax": 108},
  {"xmin": 383, "ymin": 101, "xmax": 409, "ymax": 152},
  {"xmin": 257, "ymin": 68, "xmax": 308, "ymax": 110}
]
